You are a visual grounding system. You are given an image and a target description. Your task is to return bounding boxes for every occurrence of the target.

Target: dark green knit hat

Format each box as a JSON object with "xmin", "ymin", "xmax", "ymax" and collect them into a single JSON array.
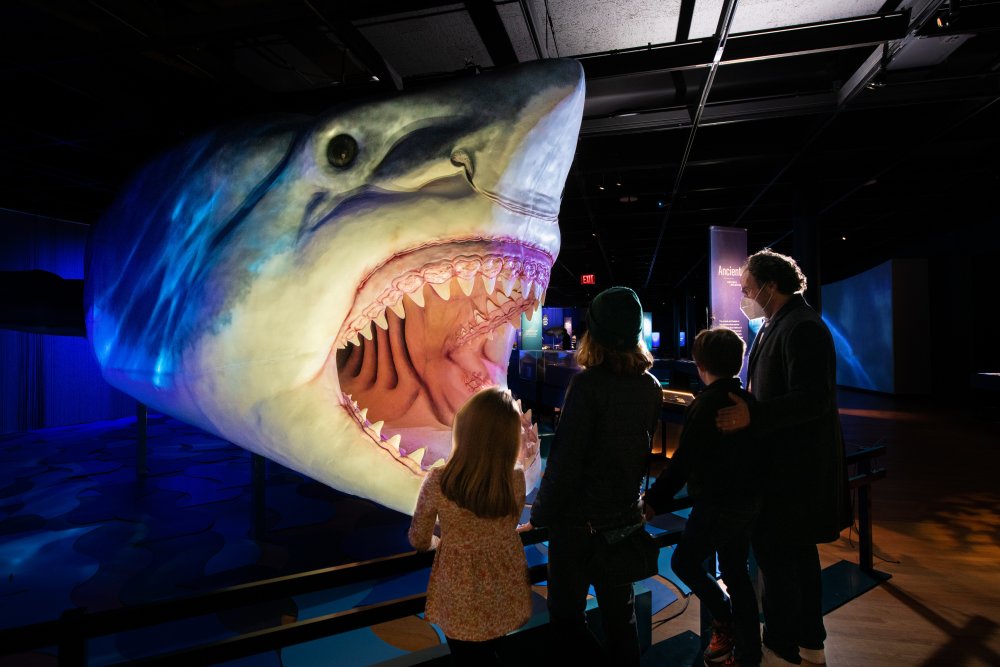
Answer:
[{"xmin": 586, "ymin": 286, "xmax": 643, "ymax": 351}]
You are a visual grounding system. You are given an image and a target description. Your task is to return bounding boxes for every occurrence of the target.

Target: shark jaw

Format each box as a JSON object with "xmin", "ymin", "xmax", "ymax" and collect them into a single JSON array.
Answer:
[
  {"xmin": 329, "ymin": 238, "xmax": 546, "ymax": 488},
  {"xmin": 87, "ymin": 58, "xmax": 584, "ymax": 517}
]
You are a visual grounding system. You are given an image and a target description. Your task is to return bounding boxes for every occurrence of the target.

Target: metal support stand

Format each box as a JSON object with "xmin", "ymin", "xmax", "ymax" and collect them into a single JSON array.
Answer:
[
  {"xmin": 251, "ymin": 453, "xmax": 266, "ymax": 539},
  {"xmin": 136, "ymin": 402, "xmax": 148, "ymax": 478},
  {"xmin": 858, "ymin": 455, "xmax": 875, "ymax": 573},
  {"xmin": 58, "ymin": 607, "xmax": 87, "ymax": 666}
]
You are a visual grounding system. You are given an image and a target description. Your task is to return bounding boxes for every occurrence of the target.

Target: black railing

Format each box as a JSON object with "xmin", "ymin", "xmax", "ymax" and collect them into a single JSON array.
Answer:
[
  {"xmin": 1, "ymin": 445, "xmax": 886, "ymax": 666},
  {"xmin": 0, "ymin": 516, "xmax": 687, "ymax": 666},
  {"xmin": 845, "ymin": 443, "xmax": 887, "ymax": 574}
]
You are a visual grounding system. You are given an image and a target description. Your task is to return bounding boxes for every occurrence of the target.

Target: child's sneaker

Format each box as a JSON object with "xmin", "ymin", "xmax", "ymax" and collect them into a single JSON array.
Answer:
[{"xmin": 704, "ymin": 621, "xmax": 735, "ymax": 663}]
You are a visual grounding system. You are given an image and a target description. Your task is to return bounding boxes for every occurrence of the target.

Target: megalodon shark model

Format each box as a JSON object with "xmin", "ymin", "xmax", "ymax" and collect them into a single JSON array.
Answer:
[{"xmin": 85, "ymin": 59, "xmax": 585, "ymax": 514}]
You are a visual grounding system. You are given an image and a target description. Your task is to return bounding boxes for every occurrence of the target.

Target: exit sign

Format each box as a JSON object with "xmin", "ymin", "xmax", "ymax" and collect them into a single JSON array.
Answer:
[{"xmin": 580, "ymin": 274, "xmax": 596, "ymax": 285}]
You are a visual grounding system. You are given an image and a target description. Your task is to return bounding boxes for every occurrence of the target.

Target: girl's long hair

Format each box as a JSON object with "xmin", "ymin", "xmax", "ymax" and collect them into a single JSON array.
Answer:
[
  {"xmin": 575, "ymin": 331, "xmax": 653, "ymax": 375},
  {"xmin": 439, "ymin": 387, "xmax": 522, "ymax": 519}
]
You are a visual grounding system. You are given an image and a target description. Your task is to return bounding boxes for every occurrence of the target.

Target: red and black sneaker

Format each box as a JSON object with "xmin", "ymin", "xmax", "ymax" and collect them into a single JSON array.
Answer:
[{"xmin": 704, "ymin": 621, "xmax": 735, "ymax": 663}]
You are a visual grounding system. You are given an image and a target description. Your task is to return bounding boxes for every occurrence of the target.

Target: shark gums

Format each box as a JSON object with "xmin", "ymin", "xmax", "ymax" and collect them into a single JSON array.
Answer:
[{"xmin": 85, "ymin": 59, "xmax": 585, "ymax": 514}]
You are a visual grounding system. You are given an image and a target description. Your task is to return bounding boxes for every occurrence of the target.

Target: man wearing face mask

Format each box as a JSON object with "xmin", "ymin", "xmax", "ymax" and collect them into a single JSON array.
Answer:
[{"xmin": 717, "ymin": 248, "xmax": 851, "ymax": 667}]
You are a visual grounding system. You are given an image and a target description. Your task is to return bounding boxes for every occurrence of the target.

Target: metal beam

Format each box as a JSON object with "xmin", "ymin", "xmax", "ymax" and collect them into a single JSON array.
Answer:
[
  {"xmin": 578, "ymin": 12, "xmax": 909, "ymax": 80},
  {"xmin": 675, "ymin": 0, "xmax": 697, "ymax": 42},
  {"xmin": 464, "ymin": 0, "xmax": 519, "ymax": 66},
  {"xmin": 573, "ymin": 173, "xmax": 616, "ymax": 284},
  {"xmin": 580, "ymin": 92, "xmax": 836, "ymax": 136},
  {"xmin": 303, "ymin": 0, "xmax": 403, "ymax": 90},
  {"xmin": 644, "ymin": 0, "xmax": 741, "ymax": 288},
  {"xmin": 733, "ymin": 2, "xmax": 934, "ymax": 225}
]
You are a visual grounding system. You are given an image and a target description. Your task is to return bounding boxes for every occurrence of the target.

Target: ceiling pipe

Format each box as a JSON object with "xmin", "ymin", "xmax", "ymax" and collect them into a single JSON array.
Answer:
[
  {"xmin": 643, "ymin": 0, "xmax": 740, "ymax": 289},
  {"xmin": 573, "ymin": 173, "xmax": 616, "ymax": 285}
]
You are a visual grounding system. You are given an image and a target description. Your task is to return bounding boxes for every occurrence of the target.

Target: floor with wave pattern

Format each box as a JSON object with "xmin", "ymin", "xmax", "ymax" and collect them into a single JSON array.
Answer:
[{"xmin": 0, "ymin": 413, "xmax": 682, "ymax": 666}]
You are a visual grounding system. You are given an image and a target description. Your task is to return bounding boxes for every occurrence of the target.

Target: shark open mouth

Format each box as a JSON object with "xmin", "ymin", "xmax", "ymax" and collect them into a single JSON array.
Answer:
[{"xmin": 329, "ymin": 239, "xmax": 546, "ymax": 477}]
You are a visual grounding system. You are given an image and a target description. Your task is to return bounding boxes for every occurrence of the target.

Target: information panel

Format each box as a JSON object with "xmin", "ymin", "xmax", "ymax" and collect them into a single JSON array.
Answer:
[{"xmin": 708, "ymin": 226, "xmax": 749, "ymax": 380}]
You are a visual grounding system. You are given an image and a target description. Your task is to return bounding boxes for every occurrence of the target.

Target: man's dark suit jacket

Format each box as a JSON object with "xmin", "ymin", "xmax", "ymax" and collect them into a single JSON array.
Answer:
[{"xmin": 748, "ymin": 294, "xmax": 851, "ymax": 544}]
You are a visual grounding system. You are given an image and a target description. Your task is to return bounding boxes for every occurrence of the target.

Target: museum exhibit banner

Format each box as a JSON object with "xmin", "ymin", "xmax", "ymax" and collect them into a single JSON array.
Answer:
[{"xmin": 708, "ymin": 226, "xmax": 749, "ymax": 381}]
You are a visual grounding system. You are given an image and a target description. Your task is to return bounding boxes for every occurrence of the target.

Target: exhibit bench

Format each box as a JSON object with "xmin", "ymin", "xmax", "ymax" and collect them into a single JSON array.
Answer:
[{"xmin": 0, "ymin": 447, "xmax": 886, "ymax": 666}]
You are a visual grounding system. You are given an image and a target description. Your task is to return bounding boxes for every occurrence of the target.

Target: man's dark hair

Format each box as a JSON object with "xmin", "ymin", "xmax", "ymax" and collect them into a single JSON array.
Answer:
[
  {"xmin": 692, "ymin": 328, "xmax": 745, "ymax": 378},
  {"xmin": 743, "ymin": 248, "xmax": 807, "ymax": 295}
]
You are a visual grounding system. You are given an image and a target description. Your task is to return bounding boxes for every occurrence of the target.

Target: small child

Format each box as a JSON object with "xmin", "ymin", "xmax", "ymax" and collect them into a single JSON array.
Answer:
[
  {"xmin": 408, "ymin": 387, "xmax": 532, "ymax": 666},
  {"xmin": 643, "ymin": 328, "xmax": 763, "ymax": 667}
]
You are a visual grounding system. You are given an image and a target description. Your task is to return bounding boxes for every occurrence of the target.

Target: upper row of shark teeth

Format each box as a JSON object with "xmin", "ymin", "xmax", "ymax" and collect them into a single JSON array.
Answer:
[
  {"xmin": 454, "ymin": 294, "xmax": 538, "ymax": 346},
  {"xmin": 337, "ymin": 255, "xmax": 551, "ymax": 348},
  {"xmin": 343, "ymin": 391, "xmax": 540, "ymax": 473},
  {"xmin": 342, "ymin": 392, "xmax": 446, "ymax": 472}
]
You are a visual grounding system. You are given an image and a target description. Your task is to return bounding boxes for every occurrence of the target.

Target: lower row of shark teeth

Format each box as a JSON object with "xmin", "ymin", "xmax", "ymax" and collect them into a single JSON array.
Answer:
[
  {"xmin": 336, "ymin": 255, "xmax": 550, "ymax": 348},
  {"xmin": 342, "ymin": 393, "xmax": 445, "ymax": 471},
  {"xmin": 342, "ymin": 392, "xmax": 540, "ymax": 471}
]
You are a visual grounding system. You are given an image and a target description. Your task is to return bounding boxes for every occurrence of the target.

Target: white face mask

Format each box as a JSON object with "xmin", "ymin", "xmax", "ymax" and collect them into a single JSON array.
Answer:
[
  {"xmin": 740, "ymin": 283, "xmax": 772, "ymax": 321},
  {"xmin": 740, "ymin": 295, "xmax": 765, "ymax": 321}
]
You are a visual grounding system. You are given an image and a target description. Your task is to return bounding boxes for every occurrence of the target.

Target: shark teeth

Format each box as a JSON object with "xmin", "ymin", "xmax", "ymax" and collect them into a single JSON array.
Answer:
[
  {"xmin": 430, "ymin": 281, "xmax": 451, "ymax": 301},
  {"xmin": 343, "ymin": 398, "xmax": 427, "ymax": 471},
  {"xmin": 407, "ymin": 287, "xmax": 426, "ymax": 308},
  {"xmin": 457, "ymin": 276, "xmax": 475, "ymax": 296},
  {"xmin": 342, "ymin": 381, "xmax": 541, "ymax": 475},
  {"xmin": 498, "ymin": 276, "xmax": 515, "ymax": 297},
  {"xmin": 336, "ymin": 253, "xmax": 551, "ymax": 350}
]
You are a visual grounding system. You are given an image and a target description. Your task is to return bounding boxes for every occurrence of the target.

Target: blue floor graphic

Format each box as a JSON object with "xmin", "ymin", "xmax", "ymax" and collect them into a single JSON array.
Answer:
[{"xmin": 0, "ymin": 413, "xmax": 684, "ymax": 665}]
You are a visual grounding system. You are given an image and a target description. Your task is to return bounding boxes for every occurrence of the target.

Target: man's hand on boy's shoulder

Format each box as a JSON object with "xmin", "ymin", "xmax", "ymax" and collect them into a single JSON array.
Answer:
[{"xmin": 716, "ymin": 392, "xmax": 751, "ymax": 433}]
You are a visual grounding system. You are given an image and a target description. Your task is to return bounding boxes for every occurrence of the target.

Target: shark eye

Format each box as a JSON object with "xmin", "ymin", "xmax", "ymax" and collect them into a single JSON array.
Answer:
[{"xmin": 327, "ymin": 134, "xmax": 358, "ymax": 169}]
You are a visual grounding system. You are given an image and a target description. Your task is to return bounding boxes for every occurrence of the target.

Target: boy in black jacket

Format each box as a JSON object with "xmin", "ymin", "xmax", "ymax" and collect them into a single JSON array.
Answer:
[{"xmin": 643, "ymin": 328, "xmax": 762, "ymax": 667}]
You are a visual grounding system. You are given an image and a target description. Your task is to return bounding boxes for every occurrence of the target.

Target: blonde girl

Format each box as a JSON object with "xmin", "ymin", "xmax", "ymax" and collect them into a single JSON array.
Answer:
[{"xmin": 408, "ymin": 386, "xmax": 532, "ymax": 665}]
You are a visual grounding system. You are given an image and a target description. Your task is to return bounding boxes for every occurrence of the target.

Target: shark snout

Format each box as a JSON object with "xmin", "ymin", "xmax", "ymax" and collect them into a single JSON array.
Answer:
[{"xmin": 446, "ymin": 59, "xmax": 586, "ymax": 221}]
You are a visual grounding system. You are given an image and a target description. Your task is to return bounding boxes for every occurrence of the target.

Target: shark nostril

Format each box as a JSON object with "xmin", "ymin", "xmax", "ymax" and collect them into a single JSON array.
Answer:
[{"xmin": 450, "ymin": 149, "xmax": 474, "ymax": 180}]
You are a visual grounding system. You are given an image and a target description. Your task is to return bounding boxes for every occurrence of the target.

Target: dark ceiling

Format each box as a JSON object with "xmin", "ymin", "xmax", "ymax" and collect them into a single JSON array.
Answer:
[{"xmin": 3, "ymin": 0, "xmax": 1000, "ymax": 312}]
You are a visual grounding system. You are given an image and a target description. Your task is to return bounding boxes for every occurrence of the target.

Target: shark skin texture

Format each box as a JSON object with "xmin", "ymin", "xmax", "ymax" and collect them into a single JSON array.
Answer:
[{"xmin": 85, "ymin": 59, "xmax": 585, "ymax": 515}]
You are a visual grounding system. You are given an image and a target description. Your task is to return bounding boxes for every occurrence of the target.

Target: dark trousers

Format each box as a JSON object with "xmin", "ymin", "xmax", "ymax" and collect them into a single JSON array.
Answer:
[
  {"xmin": 446, "ymin": 636, "xmax": 503, "ymax": 666},
  {"xmin": 546, "ymin": 525, "xmax": 640, "ymax": 666},
  {"xmin": 752, "ymin": 520, "xmax": 826, "ymax": 663},
  {"xmin": 671, "ymin": 497, "xmax": 762, "ymax": 665}
]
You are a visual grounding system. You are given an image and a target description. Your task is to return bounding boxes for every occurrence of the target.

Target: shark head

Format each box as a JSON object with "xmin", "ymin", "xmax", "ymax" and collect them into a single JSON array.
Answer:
[{"xmin": 85, "ymin": 58, "xmax": 585, "ymax": 514}]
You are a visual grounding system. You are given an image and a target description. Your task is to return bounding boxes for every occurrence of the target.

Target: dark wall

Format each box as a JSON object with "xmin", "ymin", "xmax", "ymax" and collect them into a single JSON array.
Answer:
[{"xmin": 0, "ymin": 210, "xmax": 134, "ymax": 434}]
